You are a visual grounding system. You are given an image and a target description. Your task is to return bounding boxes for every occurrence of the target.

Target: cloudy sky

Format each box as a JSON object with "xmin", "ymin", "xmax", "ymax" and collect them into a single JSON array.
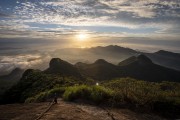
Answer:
[
  {"xmin": 0, "ymin": 0, "xmax": 180, "ymax": 73},
  {"xmin": 1, "ymin": 0, "xmax": 180, "ymax": 50}
]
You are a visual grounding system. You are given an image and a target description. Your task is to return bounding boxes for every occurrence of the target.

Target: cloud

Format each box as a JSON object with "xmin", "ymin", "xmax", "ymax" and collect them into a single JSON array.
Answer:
[
  {"xmin": 7, "ymin": 0, "xmax": 179, "ymax": 28},
  {"xmin": 0, "ymin": 52, "xmax": 52, "ymax": 73},
  {"xmin": 0, "ymin": 12, "xmax": 14, "ymax": 18},
  {"xmin": 0, "ymin": 0, "xmax": 180, "ymax": 74},
  {"xmin": 0, "ymin": 0, "xmax": 179, "ymax": 52}
]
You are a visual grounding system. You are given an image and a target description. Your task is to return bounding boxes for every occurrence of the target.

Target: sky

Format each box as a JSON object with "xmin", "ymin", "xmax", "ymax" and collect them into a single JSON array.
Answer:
[{"xmin": 0, "ymin": 0, "xmax": 180, "ymax": 73}]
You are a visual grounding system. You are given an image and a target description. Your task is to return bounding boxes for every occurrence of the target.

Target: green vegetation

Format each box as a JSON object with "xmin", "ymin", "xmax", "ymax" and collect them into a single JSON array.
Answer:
[
  {"xmin": 1, "ymin": 69, "xmax": 83, "ymax": 103},
  {"xmin": 63, "ymin": 85, "xmax": 91, "ymax": 101},
  {"xmin": 63, "ymin": 85, "xmax": 113, "ymax": 104},
  {"xmin": 1, "ymin": 52, "xmax": 180, "ymax": 119},
  {"xmin": 103, "ymin": 78, "xmax": 180, "ymax": 118},
  {"xmin": 103, "ymin": 78, "xmax": 178, "ymax": 104},
  {"xmin": 22, "ymin": 77, "xmax": 180, "ymax": 118},
  {"xmin": 25, "ymin": 87, "xmax": 66, "ymax": 103},
  {"xmin": 1, "ymin": 69, "xmax": 179, "ymax": 118}
]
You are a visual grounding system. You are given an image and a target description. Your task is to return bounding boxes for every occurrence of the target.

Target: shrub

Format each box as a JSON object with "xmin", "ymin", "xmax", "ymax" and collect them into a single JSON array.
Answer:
[
  {"xmin": 25, "ymin": 87, "xmax": 66, "ymax": 103},
  {"xmin": 35, "ymin": 92, "xmax": 49, "ymax": 102},
  {"xmin": 63, "ymin": 85, "xmax": 113, "ymax": 104},
  {"xmin": 25, "ymin": 97, "xmax": 36, "ymax": 103},
  {"xmin": 47, "ymin": 87, "xmax": 66, "ymax": 98},
  {"xmin": 90, "ymin": 86, "xmax": 113, "ymax": 103},
  {"xmin": 63, "ymin": 85, "xmax": 91, "ymax": 101},
  {"xmin": 103, "ymin": 78, "xmax": 180, "ymax": 107}
]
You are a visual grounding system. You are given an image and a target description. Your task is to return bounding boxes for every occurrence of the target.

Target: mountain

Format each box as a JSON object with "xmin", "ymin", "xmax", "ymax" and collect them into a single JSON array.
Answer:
[
  {"xmin": 119, "ymin": 55, "xmax": 153, "ymax": 66},
  {"xmin": 0, "ymin": 68, "xmax": 24, "ymax": 80},
  {"xmin": 89, "ymin": 45, "xmax": 137, "ymax": 55},
  {"xmin": 75, "ymin": 59, "xmax": 120, "ymax": 80},
  {"xmin": 145, "ymin": 50, "xmax": 180, "ymax": 71},
  {"xmin": 1, "ymin": 68, "xmax": 83, "ymax": 104},
  {"xmin": 53, "ymin": 45, "xmax": 180, "ymax": 71},
  {"xmin": 118, "ymin": 56, "xmax": 137, "ymax": 66},
  {"xmin": 118, "ymin": 55, "xmax": 180, "ymax": 82},
  {"xmin": 44, "ymin": 58, "xmax": 82, "ymax": 78},
  {"xmin": 1, "ymin": 58, "xmax": 84, "ymax": 104},
  {"xmin": 0, "ymin": 68, "xmax": 24, "ymax": 95},
  {"xmin": 1, "ymin": 56, "xmax": 180, "ymax": 105},
  {"xmin": 53, "ymin": 45, "xmax": 138, "ymax": 64},
  {"xmin": 155, "ymin": 50, "xmax": 180, "ymax": 57},
  {"xmin": 76, "ymin": 55, "xmax": 180, "ymax": 82},
  {"xmin": 1, "ymin": 69, "xmax": 47, "ymax": 103}
]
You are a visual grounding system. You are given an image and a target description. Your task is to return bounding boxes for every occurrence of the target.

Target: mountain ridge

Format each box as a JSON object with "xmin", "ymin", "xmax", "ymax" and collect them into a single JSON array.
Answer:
[
  {"xmin": 0, "ymin": 68, "xmax": 24, "ymax": 95},
  {"xmin": 76, "ymin": 55, "xmax": 180, "ymax": 82},
  {"xmin": 1, "ymin": 56, "xmax": 180, "ymax": 106},
  {"xmin": 44, "ymin": 58, "xmax": 82, "ymax": 78},
  {"xmin": 53, "ymin": 45, "xmax": 180, "ymax": 71}
]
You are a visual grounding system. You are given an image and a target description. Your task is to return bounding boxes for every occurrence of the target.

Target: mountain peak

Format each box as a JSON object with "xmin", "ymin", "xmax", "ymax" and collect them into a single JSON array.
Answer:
[
  {"xmin": 90, "ymin": 45, "xmax": 137, "ymax": 54},
  {"xmin": 156, "ymin": 50, "xmax": 168, "ymax": 53},
  {"xmin": 49, "ymin": 58, "xmax": 63, "ymax": 68},
  {"xmin": 155, "ymin": 50, "xmax": 180, "ymax": 57},
  {"xmin": 104, "ymin": 45, "xmax": 136, "ymax": 52},
  {"xmin": 45, "ymin": 58, "xmax": 82, "ymax": 78},
  {"xmin": 118, "ymin": 56, "xmax": 137, "ymax": 66},
  {"xmin": 119, "ymin": 55, "xmax": 152, "ymax": 66},
  {"xmin": 94, "ymin": 59, "xmax": 109, "ymax": 64},
  {"xmin": 137, "ymin": 55, "xmax": 152, "ymax": 63}
]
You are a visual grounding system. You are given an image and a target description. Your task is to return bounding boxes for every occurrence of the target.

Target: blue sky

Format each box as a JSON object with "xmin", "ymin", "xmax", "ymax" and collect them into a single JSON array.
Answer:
[{"xmin": 0, "ymin": 0, "xmax": 180, "ymax": 52}]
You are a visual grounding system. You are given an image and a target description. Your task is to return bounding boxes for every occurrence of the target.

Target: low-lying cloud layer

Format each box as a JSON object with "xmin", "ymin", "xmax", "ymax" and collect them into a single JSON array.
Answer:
[{"xmin": 0, "ymin": 51, "xmax": 52, "ymax": 75}]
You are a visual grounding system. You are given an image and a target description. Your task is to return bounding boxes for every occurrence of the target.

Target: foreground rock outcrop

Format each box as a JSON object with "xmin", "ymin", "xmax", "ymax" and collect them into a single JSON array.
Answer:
[{"xmin": 0, "ymin": 99, "xmax": 164, "ymax": 120}]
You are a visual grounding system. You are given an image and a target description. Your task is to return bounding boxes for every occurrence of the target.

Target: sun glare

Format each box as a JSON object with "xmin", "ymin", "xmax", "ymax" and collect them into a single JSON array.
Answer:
[
  {"xmin": 77, "ymin": 33, "xmax": 88, "ymax": 41},
  {"xmin": 74, "ymin": 32, "xmax": 91, "ymax": 48}
]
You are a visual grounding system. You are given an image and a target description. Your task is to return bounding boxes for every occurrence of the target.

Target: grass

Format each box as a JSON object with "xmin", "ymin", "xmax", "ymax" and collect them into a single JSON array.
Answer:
[
  {"xmin": 63, "ymin": 85, "xmax": 113, "ymax": 104},
  {"xmin": 20, "ymin": 76, "xmax": 180, "ymax": 119},
  {"xmin": 103, "ymin": 78, "xmax": 180, "ymax": 118},
  {"xmin": 25, "ymin": 87, "xmax": 66, "ymax": 103}
]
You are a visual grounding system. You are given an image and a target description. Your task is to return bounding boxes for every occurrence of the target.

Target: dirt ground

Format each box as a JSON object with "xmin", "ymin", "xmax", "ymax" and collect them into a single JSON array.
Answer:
[{"xmin": 0, "ymin": 99, "xmax": 166, "ymax": 120}]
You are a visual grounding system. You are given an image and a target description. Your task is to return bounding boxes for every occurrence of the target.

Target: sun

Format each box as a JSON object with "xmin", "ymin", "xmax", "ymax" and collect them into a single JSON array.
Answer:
[
  {"xmin": 74, "ymin": 32, "xmax": 90, "ymax": 48},
  {"xmin": 77, "ymin": 33, "xmax": 88, "ymax": 41}
]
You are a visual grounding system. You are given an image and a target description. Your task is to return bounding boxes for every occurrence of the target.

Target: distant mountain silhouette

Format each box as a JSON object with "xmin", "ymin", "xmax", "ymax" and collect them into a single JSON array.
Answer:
[
  {"xmin": 137, "ymin": 55, "xmax": 153, "ymax": 63},
  {"xmin": 1, "ymin": 69, "xmax": 44, "ymax": 103},
  {"xmin": 118, "ymin": 55, "xmax": 152, "ymax": 66},
  {"xmin": 1, "ymin": 56, "xmax": 180, "ymax": 104},
  {"xmin": 118, "ymin": 55, "xmax": 180, "ymax": 82},
  {"xmin": 44, "ymin": 58, "xmax": 82, "ymax": 78},
  {"xmin": 76, "ymin": 55, "xmax": 180, "ymax": 82},
  {"xmin": 89, "ymin": 46, "xmax": 180, "ymax": 71},
  {"xmin": 156, "ymin": 50, "xmax": 180, "ymax": 57},
  {"xmin": 53, "ymin": 45, "xmax": 138, "ymax": 64},
  {"xmin": 0, "ymin": 68, "xmax": 24, "ymax": 95},
  {"xmin": 0, "ymin": 68, "xmax": 24, "ymax": 80},
  {"xmin": 75, "ymin": 59, "xmax": 119, "ymax": 80},
  {"xmin": 118, "ymin": 56, "xmax": 137, "ymax": 66},
  {"xmin": 87, "ymin": 45, "xmax": 138, "ymax": 62},
  {"xmin": 146, "ymin": 50, "xmax": 180, "ymax": 71},
  {"xmin": 54, "ymin": 45, "xmax": 180, "ymax": 71},
  {"xmin": 3, "ymin": 56, "xmax": 179, "ymax": 83},
  {"xmin": 89, "ymin": 45, "xmax": 137, "ymax": 54}
]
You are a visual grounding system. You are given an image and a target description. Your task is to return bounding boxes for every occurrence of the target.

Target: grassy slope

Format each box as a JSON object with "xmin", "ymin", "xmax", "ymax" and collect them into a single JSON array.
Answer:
[{"xmin": 1, "ymin": 69, "xmax": 179, "ymax": 119}]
